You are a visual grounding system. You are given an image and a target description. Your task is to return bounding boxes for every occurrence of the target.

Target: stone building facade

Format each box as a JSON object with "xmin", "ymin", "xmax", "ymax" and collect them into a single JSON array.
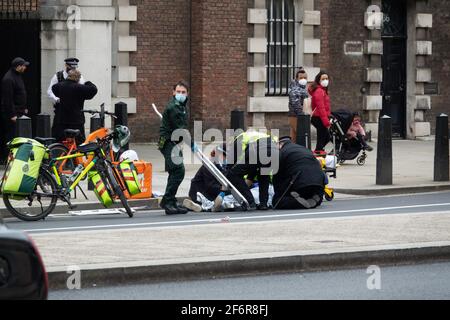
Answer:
[
  {"xmin": 130, "ymin": 0, "xmax": 450, "ymax": 141},
  {"xmin": 1, "ymin": 0, "xmax": 448, "ymax": 142}
]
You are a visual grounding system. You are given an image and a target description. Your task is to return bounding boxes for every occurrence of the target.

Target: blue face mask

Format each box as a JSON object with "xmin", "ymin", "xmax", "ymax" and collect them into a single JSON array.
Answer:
[{"xmin": 175, "ymin": 93, "xmax": 187, "ymax": 104}]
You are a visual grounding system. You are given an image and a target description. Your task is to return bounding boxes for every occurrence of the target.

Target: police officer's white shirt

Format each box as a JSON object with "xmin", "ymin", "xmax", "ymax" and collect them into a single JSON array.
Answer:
[{"xmin": 47, "ymin": 70, "xmax": 86, "ymax": 104}]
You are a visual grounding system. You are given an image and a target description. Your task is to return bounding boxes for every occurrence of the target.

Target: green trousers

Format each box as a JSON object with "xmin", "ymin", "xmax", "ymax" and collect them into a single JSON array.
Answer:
[{"xmin": 160, "ymin": 141, "xmax": 185, "ymax": 206}]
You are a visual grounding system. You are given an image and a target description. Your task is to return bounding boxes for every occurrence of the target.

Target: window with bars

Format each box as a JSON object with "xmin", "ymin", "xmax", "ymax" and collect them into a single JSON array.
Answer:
[{"xmin": 266, "ymin": 0, "xmax": 297, "ymax": 96}]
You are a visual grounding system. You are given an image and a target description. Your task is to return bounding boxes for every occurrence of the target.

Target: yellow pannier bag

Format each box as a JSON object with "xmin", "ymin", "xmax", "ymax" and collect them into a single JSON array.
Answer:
[
  {"xmin": 119, "ymin": 160, "xmax": 141, "ymax": 196},
  {"xmin": 1, "ymin": 138, "xmax": 46, "ymax": 198},
  {"xmin": 89, "ymin": 171, "xmax": 114, "ymax": 208}
]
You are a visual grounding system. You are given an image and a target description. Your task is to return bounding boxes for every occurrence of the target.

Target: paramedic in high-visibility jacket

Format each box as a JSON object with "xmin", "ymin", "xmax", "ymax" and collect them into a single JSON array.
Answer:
[
  {"xmin": 227, "ymin": 130, "xmax": 279, "ymax": 211},
  {"xmin": 158, "ymin": 81, "xmax": 190, "ymax": 215}
]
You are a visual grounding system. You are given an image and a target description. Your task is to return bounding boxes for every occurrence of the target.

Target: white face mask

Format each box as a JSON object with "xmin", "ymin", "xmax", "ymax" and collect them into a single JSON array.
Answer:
[
  {"xmin": 298, "ymin": 79, "xmax": 308, "ymax": 86},
  {"xmin": 321, "ymin": 80, "xmax": 329, "ymax": 88}
]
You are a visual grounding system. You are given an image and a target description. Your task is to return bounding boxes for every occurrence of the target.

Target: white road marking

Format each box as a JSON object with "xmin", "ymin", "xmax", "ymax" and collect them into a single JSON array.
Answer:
[{"xmin": 23, "ymin": 202, "xmax": 450, "ymax": 234}]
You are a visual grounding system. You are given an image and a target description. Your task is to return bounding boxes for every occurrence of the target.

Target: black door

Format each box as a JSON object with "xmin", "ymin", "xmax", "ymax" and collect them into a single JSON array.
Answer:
[
  {"xmin": 0, "ymin": 19, "xmax": 41, "ymax": 133},
  {"xmin": 381, "ymin": 0, "xmax": 407, "ymax": 138}
]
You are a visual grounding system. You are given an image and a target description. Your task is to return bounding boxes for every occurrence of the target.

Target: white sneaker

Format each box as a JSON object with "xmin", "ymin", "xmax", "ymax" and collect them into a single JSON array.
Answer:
[
  {"xmin": 213, "ymin": 195, "xmax": 223, "ymax": 212},
  {"xmin": 183, "ymin": 199, "xmax": 202, "ymax": 213}
]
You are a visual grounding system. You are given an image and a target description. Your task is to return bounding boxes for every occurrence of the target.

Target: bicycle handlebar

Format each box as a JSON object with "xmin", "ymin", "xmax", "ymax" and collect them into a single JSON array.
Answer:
[{"xmin": 82, "ymin": 109, "xmax": 117, "ymax": 118}]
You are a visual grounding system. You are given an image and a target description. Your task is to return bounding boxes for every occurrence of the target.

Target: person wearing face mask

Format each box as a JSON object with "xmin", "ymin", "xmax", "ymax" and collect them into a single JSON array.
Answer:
[
  {"xmin": 288, "ymin": 68, "xmax": 309, "ymax": 143},
  {"xmin": 309, "ymin": 71, "xmax": 331, "ymax": 155},
  {"xmin": 158, "ymin": 81, "xmax": 190, "ymax": 215}
]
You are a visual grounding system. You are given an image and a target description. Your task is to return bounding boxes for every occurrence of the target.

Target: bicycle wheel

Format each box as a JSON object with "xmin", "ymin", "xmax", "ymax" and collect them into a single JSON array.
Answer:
[
  {"xmin": 48, "ymin": 143, "xmax": 75, "ymax": 174},
  {"xmin": 3, "ymin": 168, "xmax": 58, "ymax": 221},
  {"xmin": 102, "ymin": 162, "xmax": 134, "ymax": 218}
]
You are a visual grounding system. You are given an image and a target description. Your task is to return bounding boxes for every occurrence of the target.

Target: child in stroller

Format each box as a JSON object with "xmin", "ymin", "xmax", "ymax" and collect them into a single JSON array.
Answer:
[
  {"xmin": 347, "ymin": 113, "xmax": 373, "ymax": 152},
  {"xmin": 329, "ymin": 110, "xmax": 372, "ymax": 166}
]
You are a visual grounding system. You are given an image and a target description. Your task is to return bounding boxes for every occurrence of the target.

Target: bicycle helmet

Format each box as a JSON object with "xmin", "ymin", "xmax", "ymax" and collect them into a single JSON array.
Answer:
[
  {"xmin": 112, "ymin": 125, "xmax": 131, "ymax": 152},
  {"xmin": 119, "ymin": 149, "xmax": 139, "ymax": 162}
]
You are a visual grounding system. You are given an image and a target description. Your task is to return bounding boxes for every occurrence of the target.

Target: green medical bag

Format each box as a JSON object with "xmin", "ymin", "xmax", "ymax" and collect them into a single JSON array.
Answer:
[
  {"xmin": 89, "ymin": 171, "xmax": 114, "ymax": 208},
  {"xmin": 1, "ymin": 138, "xmax": 46, "ymax": 198},
  {"xmin": 118, "ymin": 160, "xmax": 141, "ymax": 196}
]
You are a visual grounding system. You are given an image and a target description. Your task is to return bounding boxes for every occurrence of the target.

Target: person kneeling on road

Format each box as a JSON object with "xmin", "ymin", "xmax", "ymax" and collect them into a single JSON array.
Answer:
[
  {"xmin": 183, "ymin": 144, "xmax": 229, "ymax": 213},
  {"xmin": 272, "ymin": 136, "xmax": 326, "ymax": 209},
  {"xmin": 227, "ymin": 130, "xmax": 278, "ymax": 211}
]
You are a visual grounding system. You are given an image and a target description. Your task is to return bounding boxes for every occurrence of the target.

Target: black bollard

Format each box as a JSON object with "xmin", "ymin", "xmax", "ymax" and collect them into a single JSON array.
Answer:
[
  {"xmin": 231, "ymin": 109, "xmax": 246, "ymax": 132},
  {"xmin": 114, "ymin": 102, "xmax": 129, "ymax": 150},
  {"xmin": 114, "ymin": 102, "xmax": 128, "ymax": 127},
  {"xmin": 35, "ymin": 113, "xmax": 51, "ymax": 138},
  {"xmin": 90, "ymin": 115, "xmax": 102, "ymax": 133},
  {"xmin": 296, "ymin": 114, "xmax": 311, "ymax": 149},
  {"xmin": 15, "ymin": 116, "xmax": 32, "ymax": 138},
  {"xmin": 376, "ymin": 115, "xmax": 393, "ymax": 185},
  {"xmin": 434, "ymin": 114, "xmax": 449, "ymax": 181}
]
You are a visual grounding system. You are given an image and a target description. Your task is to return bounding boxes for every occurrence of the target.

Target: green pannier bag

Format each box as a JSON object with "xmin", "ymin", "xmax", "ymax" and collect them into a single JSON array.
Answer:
[
  {"xmin": 119, "ymin": 160, "xmax": 141, "ymax": 196},
  {"xmin": 1, "ymin": 138, "xmax": 46, "ymax": 198},
  {"xmin": 89, "ymin": 171, "xmax": 114, "ymax": 208}
]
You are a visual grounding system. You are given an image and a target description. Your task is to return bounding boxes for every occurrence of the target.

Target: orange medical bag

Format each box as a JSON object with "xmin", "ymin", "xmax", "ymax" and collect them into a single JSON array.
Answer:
[{"xmin": 113, "ymin": 161, "xmax": 152, "ymax": 199}]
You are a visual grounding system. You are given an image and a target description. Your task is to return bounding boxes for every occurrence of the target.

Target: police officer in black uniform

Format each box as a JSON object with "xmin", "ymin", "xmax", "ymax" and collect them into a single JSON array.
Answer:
[
  {"xmin": 47, "ymin": 58, "xmax": 85, "ymax": 139},
  {"xmin": 51, "ymin": 69, "xmax": 97, "ymax": 144},
  {"xmin": 158, "ymin": 81, "xmax": 190, "ymax": 215}
]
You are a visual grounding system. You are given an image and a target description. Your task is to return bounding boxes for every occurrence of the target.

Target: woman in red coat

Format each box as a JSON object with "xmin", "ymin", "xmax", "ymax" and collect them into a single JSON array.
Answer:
[{"xmin": 309, "ymin": 71, "xmax": 331, "ymax": 155}]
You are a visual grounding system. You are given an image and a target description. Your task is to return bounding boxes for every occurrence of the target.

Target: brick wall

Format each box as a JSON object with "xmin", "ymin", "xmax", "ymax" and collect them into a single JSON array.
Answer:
[
  {"xmin": 129, "ymin": 0, "xmax": 190, "ymax": 142},
  {"xmin": 0, "ymin": 0, "xmax": 39, "ymax": 12},
  {"xmin": 130, "ymin": 0, "xmax": 249, "ymax": 142},
  {"xmin": 129, "ymin": 0, "xmax": 449, "ymax": 141},
  {"xmin": 427, "ymin": 0, "xmax": 450, "ymax": 132},
  {"xmin": 315, "ymin": 0, "xmax": 370, "ymax": 115},
  {"xmin": 191, "ymin": 0, "xmax": 249, "ymax": 132}
]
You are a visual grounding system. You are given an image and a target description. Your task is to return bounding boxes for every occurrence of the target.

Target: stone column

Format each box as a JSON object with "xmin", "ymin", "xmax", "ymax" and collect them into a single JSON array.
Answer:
[
  {"xmin": 363, "ymin": 0, "xmax": 383, "ymax": 139},
  {"xmin": 413, "ymin": 0, "xmax": 433, "ymax": 138},
  {"xmin": 40, "ymin": 0, "xmax": 116, "ymax": 132},
  {"xmin": 247, "ymin": 0, "xmax": 267, "ymax": 130},
  {"xmin": 112, "ymin": 0, "xmax": 137, "ymax": 117}
]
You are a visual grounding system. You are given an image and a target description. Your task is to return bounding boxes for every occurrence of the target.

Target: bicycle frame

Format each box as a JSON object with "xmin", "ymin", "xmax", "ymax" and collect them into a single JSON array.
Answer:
[
  {"xmin": 54, "ymin": 127, "xmax": 116, "ymax": 175},
  {"xmin": 49, "ymin": 146, "xmax": 126, "ymax": 197},
  {"xmin": 56, "ymin": 137, "xmax": 79, "ymax": 174},
  {"xmin": 50, "ymin": 151, "xmax": 98, "ymax": 194}
]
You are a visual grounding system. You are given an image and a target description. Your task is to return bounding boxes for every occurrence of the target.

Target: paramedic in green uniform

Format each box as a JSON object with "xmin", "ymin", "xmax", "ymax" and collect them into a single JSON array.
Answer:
[{"xmin": 159, "ymin": 81, "xmax": 190, "ymax": 215}]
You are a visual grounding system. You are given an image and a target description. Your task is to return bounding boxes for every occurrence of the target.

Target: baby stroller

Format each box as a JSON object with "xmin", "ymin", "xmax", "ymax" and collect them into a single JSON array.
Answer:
[{"xmin": 329, "ymin": 109, "xmax": 368, "ymax": 166}]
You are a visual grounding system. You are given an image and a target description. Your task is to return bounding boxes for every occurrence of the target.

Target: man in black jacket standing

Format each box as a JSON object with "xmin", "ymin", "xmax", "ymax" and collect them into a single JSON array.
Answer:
[
  {"xmin": 47, "ymin": 57, "xmax": 85, "ymax": 139},
  {"xmin": 272, "ymin": 137, "xmax": 326, "ymax": 209},
  {"xmin": 51, "ymin": 69, "xmax": 97, "ymax": 144},
  {"xmin": 0, "ymin": 57, "xmax": 30, "ymax": 162}
]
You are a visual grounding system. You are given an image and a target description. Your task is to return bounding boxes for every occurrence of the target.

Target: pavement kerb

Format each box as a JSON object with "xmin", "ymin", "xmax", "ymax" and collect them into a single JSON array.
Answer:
[
  {"xmin": 334, "ymin": 184, "xmax": 450, "ymax": 196},
  {"xmin": 0, "ymin": 198, "xmax": 159, "ymax": 219},
  {"xmin": 47, "ymin": 242, "xmax": 450, "ymax": 290}
]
